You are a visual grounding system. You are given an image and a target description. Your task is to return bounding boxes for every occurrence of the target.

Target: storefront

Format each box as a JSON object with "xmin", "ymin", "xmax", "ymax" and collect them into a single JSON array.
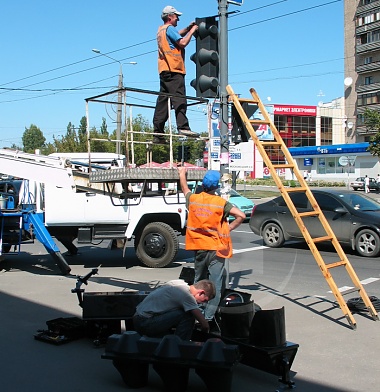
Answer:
[{"xmin": 288, "ymin": 142, "xmax": 380, "ymax": 182}]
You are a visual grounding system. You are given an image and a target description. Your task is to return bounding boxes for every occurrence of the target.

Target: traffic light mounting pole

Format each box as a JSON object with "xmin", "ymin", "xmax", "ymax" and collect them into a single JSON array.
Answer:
[{"xmin": 218, "ymin": 0, "xmax": 229, "ymax": 176}]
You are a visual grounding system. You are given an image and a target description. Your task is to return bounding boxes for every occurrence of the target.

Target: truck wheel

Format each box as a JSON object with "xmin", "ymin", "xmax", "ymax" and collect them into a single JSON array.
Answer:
[{"xmin": 135, "ymin": 222, "xmax": 179, "ymax": 268}]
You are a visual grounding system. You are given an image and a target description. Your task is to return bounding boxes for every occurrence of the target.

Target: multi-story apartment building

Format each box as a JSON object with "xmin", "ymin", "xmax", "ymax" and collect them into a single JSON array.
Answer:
[{"xmin": 345, "ymin": 0, "xmax": 380, "ymax": 142}]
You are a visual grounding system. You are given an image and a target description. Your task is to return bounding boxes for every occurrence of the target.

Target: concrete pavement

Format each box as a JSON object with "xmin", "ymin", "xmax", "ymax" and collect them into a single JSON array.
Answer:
[{"xmin": 1, "ymin": 237, "xmax": 380, "ymax": 392}]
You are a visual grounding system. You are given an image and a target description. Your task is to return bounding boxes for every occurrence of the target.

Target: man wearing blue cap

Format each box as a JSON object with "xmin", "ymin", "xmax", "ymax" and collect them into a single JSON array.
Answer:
[{"xmin": 178, "ymin": 167, "xmax": 245, "ymax": 324}]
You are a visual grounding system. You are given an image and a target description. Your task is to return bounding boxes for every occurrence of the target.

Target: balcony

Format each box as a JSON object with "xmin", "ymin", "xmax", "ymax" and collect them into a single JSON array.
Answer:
[
  {"xmin": 357, "ymin": 1, "xmax": 380, "ymax": 17},
  {"xmin": 357, "ymin": 40, "xmax": 380, "ymax": 54},
  {"xmin": 357, "ymin": 81, "xmax": 380, "ymax": 93},
  {"xmin": 356, "ymin": 20, "xmax": 380, "ymax": 34},
  {"xmin": 357, "ymin": 60, "xmax": 380, "ymax": 73},
  {"xmin": 357, "ymin": 102, "xmax": 380, "ymax": 112}
]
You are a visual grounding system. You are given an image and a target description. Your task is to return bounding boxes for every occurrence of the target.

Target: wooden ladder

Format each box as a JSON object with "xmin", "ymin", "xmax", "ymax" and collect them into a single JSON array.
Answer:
[{"xmin": 227, "ymin": 85, "xmax": 379, "ymax": 329}]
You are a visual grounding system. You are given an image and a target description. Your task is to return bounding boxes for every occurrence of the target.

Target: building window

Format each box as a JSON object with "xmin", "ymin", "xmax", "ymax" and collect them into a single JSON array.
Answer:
[
  {"xmin": 365, "ymin": 14, "xmax": 375, "ymax": 24},
  {"xmin": 369, "ymin": 29, "xmax": 380, "ymax": 43},
  {"xmin": 357, "ymin": 92, "xmax": 380, "ymax": 106},
  {"xmin": 317, "ymin": 157, "xmax": 354, "ymax": 174},
  {"xmin": 364, "ymin": 56, "xmax": 373, "ymax": 64},
  {"xmin": 365, "ymin": 76, "xmax": 374, "ymax": 85},
  {"xmin": 274, "ymin": 115, "xmax": 287, "ymax": 133},
  {"xmin": 357, "ymin": 114, "xmax": 365, "ymax": 126},
  {"xmin": 320, "ymin": 117, "xmax": 332, "ymax": 145}
]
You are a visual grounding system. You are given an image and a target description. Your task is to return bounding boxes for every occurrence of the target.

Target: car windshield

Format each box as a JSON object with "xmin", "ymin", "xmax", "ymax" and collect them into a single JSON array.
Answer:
[{"xmin": 338, "ymin": 193, "xmax": 380, "ymax": 211}]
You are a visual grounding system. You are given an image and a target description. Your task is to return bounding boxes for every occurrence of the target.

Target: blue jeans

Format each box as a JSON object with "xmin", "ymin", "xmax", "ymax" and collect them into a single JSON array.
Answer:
[
  {"xmin": 133, "ymin": 310, "xmax": 195, "ymax": 340},
  {"xmin": 194, "ymin": 250, "xmax": 226, "ymax": 320}
]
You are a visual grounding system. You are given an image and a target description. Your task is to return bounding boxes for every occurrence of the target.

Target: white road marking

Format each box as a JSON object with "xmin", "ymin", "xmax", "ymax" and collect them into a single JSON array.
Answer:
[
  {"xmin": 327, "ymin": 277, "xmax": 380, "ymax": 294},
  {"xmin": 233, "ymin": 245, "xmax": 268, "ymax": 254},
  {"xmin": 179, "ymin": 243, "xmax": 268, "ymax": 255}
]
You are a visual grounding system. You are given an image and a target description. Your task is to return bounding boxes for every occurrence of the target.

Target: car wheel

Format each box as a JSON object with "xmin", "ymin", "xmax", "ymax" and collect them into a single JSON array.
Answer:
[
  {"xmin": 352, "ymin": 187, "xmax": 358, "ymax": 191},
  {"xmin": 135, "ymin": 222, "xmax": 179, "ymax": 268},
  {"xmin": 262, "ymin": 222, "xmax": 285, "ymax": 248},
  {"xmin": 355, "ymin": 229, "xmax": 380, "ymax": 257}
]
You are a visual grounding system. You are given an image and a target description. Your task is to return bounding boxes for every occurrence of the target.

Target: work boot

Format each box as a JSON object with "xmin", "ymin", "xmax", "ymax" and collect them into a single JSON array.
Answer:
[
  {"xmin": 178, "ymin": 129, "xmax": 198, "ymax": 138},
  {"xmin": 152, "ymin": 136, "xmax": 168, "ymax": 145}
]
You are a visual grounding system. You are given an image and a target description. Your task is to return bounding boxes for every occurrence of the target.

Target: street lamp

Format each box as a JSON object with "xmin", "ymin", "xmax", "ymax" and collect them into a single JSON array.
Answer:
[{"xmin": 92, "ymin": 49, "xmax": 137, "ymax": 155}]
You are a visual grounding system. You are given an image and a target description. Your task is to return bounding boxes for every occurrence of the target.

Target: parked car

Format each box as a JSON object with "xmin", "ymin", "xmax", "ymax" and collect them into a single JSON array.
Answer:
[
  {"xmin": 249, "ymin": 189, "xmax": 380, "ymax": 257},
  {"xmin": 350, "ymin": 177, "xmax": 379, "ymax": 191}
]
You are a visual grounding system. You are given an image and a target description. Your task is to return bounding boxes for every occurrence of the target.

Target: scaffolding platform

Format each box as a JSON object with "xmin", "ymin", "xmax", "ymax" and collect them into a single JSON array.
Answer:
[{"xmin": 89, "ymin": 167, "xmax": 206, "ymax": 183}]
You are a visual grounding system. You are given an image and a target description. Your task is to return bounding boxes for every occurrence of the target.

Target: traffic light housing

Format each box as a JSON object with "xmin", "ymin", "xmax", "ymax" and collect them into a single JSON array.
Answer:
[
  {"xmin": 177, "ymin": 145, "xmax": 191, "ymax": 161},
  {"xmin": 190, "ymin": 16, "xmax": 219, "ymax": 98},
  {"xmin": 184, "ymin": 145, "xmax": 191, "ymax": 161},
  {"xmin": 231, "ymin": 102, "xmax": 258, "ymax": 144}
]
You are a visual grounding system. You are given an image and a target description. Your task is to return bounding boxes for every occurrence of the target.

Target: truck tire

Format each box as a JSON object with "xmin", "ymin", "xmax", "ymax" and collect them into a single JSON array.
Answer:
[{"xmin": 135, "ymin": 222, "xmax": 179, "ymax": 268}]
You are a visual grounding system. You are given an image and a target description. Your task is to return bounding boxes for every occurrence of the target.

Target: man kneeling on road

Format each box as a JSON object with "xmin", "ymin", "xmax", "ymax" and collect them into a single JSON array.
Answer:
[{"xmin": 133, "ymin": 279, "xmax": 215, "ymax": 340}]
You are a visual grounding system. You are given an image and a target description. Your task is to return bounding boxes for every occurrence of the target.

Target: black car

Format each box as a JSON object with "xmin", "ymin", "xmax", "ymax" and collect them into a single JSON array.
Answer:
[{"xmin": 249, "ymin": 189, "xmax": 380, "ymax": 257}]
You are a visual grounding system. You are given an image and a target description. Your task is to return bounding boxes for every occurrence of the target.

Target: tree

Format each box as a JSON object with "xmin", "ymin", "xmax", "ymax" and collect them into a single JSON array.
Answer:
[
  {"xmin": 22, "ymin": 124, "xmax": 46, "ymax": 153},
  {"xmin": 364, "ymin": 108, "xmax": 380, "ymax": 158},
  {"xmin": 78, "ymin": 116, "xmax": 87, "ymax": 151}
]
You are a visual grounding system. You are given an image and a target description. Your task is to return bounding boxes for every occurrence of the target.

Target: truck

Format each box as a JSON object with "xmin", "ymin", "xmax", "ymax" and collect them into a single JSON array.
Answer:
[{"xmin": 0, "ymin": 149, "xmax": 205, "ymax": 274}]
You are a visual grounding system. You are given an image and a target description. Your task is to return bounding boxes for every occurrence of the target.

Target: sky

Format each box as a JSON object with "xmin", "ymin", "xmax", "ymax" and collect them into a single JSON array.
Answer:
[{"xmin": 0, "ymin": 0, "xmax": 343, "ymax": 147}]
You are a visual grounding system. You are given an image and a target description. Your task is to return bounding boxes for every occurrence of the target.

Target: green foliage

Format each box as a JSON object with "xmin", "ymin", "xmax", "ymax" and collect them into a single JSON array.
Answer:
[
  {"xmin": 22, "ymin": 124, "xmax": 46, "ymax": 153},
  {"xmin": 18, "ymin": 115, "xmax": 207, "ymax": 166},
  {"xmin": 238, "ymin": 178, "xmax": 346, "ymax": 187},
  {"xmin": 364, "ymin": 108, "xmax": 380, "ymax": 158}
]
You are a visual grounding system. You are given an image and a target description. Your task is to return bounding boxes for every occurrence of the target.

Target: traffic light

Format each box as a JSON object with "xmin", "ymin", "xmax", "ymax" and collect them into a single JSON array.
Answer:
[
  {"xmin": 184, "ymin": 145, "xmax": 191, "ymax": 161},
  {"xmin": 190, "ymin": 16, "xmax": 219, "ymax": 98},
  {"xmin": 177, "ymin": 145, "xmax": 191, "ymax": 161},
  {"xmin": 231, "ymin": 102, "xmax": 258, "ymax": 144},
  {"xmin": 177, "ymin": 145, "xmax": 182, "ymax": 161}
]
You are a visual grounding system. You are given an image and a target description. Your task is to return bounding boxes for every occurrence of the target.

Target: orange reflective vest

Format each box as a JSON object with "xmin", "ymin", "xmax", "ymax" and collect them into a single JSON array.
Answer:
[
  {"xmin": 157, "ymin": 25, "xmax": 185, "ymax": 74},
  {"xmin": 185, "ymin": 193, "xmax": 232, "ymax": 258}
]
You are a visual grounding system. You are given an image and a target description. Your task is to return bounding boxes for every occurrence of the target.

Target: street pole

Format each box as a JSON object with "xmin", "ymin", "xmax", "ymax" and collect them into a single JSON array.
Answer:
[
  {"xmin": 116, "ymin": 64, "xmax": 123, "ymax": 155},
  {"xmin": 181, "ymin": 139, "xmax": 185, "ymax": 166},
  {"xmin": 92, "ymin": 49, "xmax": 137, "ymax": 156},
  {"xmin": 218, "ymin": 0, "xmax": 229, "ymax": 176}
]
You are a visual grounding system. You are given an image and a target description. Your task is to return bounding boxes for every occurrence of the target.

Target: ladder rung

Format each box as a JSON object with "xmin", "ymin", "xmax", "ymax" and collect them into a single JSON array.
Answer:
[
  {"xmin": 237, "ymin": 98, "xmax": 258, "ymax": 104},
  {"xmin": 312, "ymin": 235, "xmax": 333, "ymax": 243},
  {"xmin": 298, "ymin": 210, "xmax": 320, "ymax": 217},
  {"xmin": 325, "ymin": 260, "xmax": 348, "ymax": 269},
  {"xmin": 250, "ymin": 119, "xmax": 270, "ymax": 125},
  {"xmin": 261, "ymin": 142, "xmax": 282, "ymax": 146},
  {"xmin": 340, "ymin": 287, "xmax": 360, "ymax": 296},
  {"xmin": 272, "ymin": 164, "xmax": 294, "ymax": 169},
  {"xmin": 285, "ymin": 187, "xmax": 308, "ymax": 192}
]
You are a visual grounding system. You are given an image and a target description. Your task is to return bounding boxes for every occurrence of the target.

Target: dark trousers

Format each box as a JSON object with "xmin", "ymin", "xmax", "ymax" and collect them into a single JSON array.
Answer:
[
  {"xmin": 133, "ymin": 310, "xmax": 195, "ymax": 340},
  {"xmin": 194, "ymin": 250, "xmax": 226, "ymax": 320},
  {"xmin": 152, "ymin": 72, "xmax": 190, "ymax": 134}
]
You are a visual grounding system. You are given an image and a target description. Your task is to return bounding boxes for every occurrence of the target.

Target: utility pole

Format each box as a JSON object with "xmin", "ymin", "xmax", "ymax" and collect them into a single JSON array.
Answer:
[
  {"xmin": 92, "ymin": 49, "xmax": 137, "ymax": 155},
  {"xmin": 218, "ymin": 0, "xmax": 229, "ymax": 176},
  {"xmin": 116, "ymin": 64, "xmax": 123, "ymax": 155}
]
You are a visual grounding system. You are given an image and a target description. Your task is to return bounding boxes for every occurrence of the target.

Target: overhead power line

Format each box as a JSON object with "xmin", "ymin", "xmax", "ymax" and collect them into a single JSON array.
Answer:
[{"xmin": 0, "ymin": 0, "xmax": 343, "ymax": 106}]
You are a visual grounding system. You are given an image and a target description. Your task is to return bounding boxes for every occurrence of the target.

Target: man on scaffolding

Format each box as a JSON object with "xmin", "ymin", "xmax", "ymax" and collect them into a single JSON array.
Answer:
[{"xmin": 152, "ymin": 5, "xmax": 199, "ymax": 144}]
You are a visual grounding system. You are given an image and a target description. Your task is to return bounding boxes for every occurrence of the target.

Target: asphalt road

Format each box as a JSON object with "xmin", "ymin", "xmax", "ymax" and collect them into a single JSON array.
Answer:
[{"xmin": 1, "ymin": 220, "xmax": 380, "ymax": 392}]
